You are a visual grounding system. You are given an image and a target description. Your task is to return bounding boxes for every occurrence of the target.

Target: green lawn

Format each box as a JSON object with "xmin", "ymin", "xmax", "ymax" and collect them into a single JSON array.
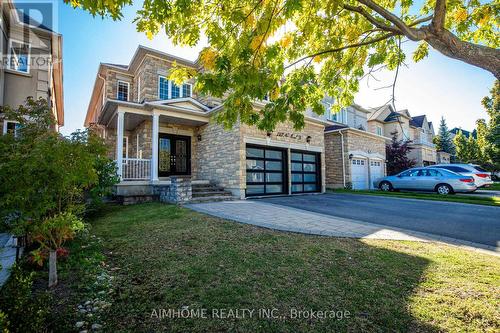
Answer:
[
  {"xmin": 480, "ymin": 182, "xmax": 500, "ymax": 191},
  {"xmin": 23, "ymin": 203, "xmax": 499, "ymax": 333},
  {"xmin": 328, "ymin": 189, "xmax": 500, "ymax": 206}
]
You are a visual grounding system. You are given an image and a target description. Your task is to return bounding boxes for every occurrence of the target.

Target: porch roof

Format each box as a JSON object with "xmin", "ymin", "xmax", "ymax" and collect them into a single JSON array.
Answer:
[{"xmin": 99, "ymin": 98, "xmax": 211, "ymax": 130}]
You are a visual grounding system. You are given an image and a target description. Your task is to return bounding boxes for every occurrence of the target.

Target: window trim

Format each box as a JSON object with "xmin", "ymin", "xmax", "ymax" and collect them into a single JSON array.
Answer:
[
  {"xmin": 158, "ymin": 75, "xmax": 192, "ymax": 100},
  {"xmin": 123, "ymin": 136, "xmax": 129, "ymax": 159},
  {"xmin": 117, "ymin": 81, "xmax": 130, "ymax": 101},
  {"xmin": 8, "ymin": 39, "xmax": 31, "ymax": 74},
  {"xmin": 2, "ymin": 120, "xmax": 20, "ymax": 136}
]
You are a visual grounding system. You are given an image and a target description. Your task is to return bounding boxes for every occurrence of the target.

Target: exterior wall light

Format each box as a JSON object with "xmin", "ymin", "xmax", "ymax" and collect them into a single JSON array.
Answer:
[
  {"xmin": 266, "ymin": 131, "xmax": 272, "ymax": 137},
  {"xmin": 306, "ymin": 136, "xmax": 312, "ymax": 143},
  {"xmin": 349, "ymin": 153, "xmax": 353, "ymax": 160},
  {"xmin": 197, "ymin": 134, "xmax": 202, "ymax": 142}
]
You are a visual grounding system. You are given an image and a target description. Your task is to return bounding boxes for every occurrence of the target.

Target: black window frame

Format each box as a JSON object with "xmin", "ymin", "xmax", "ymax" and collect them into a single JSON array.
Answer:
[
  {"xmin": 245, "ymin": 144, "xmax": 288, "ymax": 196},
  {"xmin": 290, "ymin": 149, "xmax": 321, "ymax": 194}
]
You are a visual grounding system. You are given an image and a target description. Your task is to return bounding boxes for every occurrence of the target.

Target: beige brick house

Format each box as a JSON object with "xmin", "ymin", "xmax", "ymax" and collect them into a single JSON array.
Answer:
[
  {"xmin": 85, "ymin": 46, "xmax": 328, "ymax": 201},
  {"xmin": 367, "ymin": 105, "xmax": 437, "ymax": 167},
  {"xmin": 320, "ymin": 104, "xmax": 387, "ymax": 190},
  {"xmin": 0, "ymin": 0, "xmax": 64, "ymax": 133}
]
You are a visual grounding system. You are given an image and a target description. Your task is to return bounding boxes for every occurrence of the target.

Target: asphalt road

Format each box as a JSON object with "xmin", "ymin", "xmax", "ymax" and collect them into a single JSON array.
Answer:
[{"xmin": 258, "ymin": 193, "xmax": 500, "ymax": 248}]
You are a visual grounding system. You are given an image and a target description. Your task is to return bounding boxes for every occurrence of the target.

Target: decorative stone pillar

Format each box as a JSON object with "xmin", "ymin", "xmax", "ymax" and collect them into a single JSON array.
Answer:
[
  {"xmin": 151, "ymin": 112, "xmax": 160, "ymax": 182},
  {"xmin": 158, "ymin": 177, "xmax": 192, "ymax": 203},
  {"xmin": 116, "ymin": 110, "xmax": 125, "ymax": 180}
]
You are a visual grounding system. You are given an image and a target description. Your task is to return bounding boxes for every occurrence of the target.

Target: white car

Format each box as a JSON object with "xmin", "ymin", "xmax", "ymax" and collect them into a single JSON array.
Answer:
[{"xmin": 431, "ymin": 164, "xmax": 494, "ymax": 188}]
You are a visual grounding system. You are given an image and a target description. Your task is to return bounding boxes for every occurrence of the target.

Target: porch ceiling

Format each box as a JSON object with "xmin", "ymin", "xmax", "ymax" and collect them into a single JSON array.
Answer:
[{"xmin": 107, "ymin": 112, "xmax": 207, "ymax": 131}]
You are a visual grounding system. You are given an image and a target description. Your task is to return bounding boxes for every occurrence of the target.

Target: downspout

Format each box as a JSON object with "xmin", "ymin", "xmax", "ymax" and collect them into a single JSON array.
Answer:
[{"xmin": 340, "ymin": 130, "xmax": 346, "ymax": 188}]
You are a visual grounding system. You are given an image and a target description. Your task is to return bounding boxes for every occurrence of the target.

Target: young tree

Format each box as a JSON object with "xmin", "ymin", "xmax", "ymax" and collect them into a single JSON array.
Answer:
[
  {"xmin": 453, "ymin": 130, "xmax": 469, "ymax": 163},
  {"xmin": 435, "ymin": 116, "xmax": 455, "ymax": 154},
  {"xmin": 466, "ymin": 134, "xmax": 481, "ymax": 163},
  {"xmin": 386, "ymin": 130, "xmax": 416, "ymax": 175},
  {"xmin": 481, "ymin": 80, "xmax": 500, "ymax": 171},
  {"xmin": 0, "ymin": 98, "xmax": 119, "ymax": 287},
  {"xmin": 65, "ymin": 0, "xmax": 499, "ymax": 131},
  {"xmin": 475, "ymin": 118, "xmax": 489, "ymax": 164}
]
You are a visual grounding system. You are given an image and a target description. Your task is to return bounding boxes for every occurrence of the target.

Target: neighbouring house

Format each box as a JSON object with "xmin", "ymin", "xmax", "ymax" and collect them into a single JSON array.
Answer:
[
  {"xmin": 449, "ymin": 127, "xmax": 476, "ymax": 139},
  {"xmin": 0, "ymin": 0, "xmax": 64, "ymax": 133},
  {"xmin": 366, "ymin": 105, "xmax": 437, "ymax": 167},
  {"xmin": 85, "ymin": 46, "xmax": 328, "ymax": 203},
  {"xmin": 437, "ymin": 150, "xmax": 451, "ymax": 164},
  {"xmin": 319, "ymin": 104, "xmax": 387, "ymax": 190}
]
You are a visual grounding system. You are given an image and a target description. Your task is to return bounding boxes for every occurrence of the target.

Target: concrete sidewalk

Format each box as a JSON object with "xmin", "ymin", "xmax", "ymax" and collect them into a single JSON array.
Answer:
[{"xmin": 186, "ymin": 200, "xmax": 499, "ymax": 256}]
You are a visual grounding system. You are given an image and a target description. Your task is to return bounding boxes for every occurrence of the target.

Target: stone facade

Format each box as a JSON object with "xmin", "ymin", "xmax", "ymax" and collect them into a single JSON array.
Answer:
[
  {"xmin": 437, "ymin": 151, "xmax": 451, "ymax": 164},
  {"xmin": 157, "ymin": 177, "xmax": 192, "ymax": 203},
  {"xmin": 196, "ymin": 119, "xmax": 242, "ymax": 195},
  {"xmin": 325, "ymin": 129, "xmax": 386, "ymax": 189}
]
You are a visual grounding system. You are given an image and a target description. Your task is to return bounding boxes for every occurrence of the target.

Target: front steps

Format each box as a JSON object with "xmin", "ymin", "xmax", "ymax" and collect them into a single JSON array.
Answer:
[{"xmin": 191, "ymin": 183, "xmax": 236, "ymax": 203}]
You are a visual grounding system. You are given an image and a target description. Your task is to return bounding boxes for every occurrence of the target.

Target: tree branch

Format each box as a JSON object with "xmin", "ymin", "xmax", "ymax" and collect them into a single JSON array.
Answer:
[
  {"xmin": 343, "ymin": 4, "xmax": 400, "ymax": 34},
  {"xmin": 284, "ymin": 32, "xmax": 396, "ymax": 69},
  {"xmin": 432, "ymin": 0, "xmax": 446, "ymax": 31},
  {"xmin": 355, "ymin": 0, "xmax": 426, "ymax": 40}
]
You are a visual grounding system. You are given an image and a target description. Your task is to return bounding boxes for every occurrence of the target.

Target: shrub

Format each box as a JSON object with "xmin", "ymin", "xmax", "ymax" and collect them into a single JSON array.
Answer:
[{"xmin": 0, "ymin": 265, "xmax": 49, "ymax": 333}]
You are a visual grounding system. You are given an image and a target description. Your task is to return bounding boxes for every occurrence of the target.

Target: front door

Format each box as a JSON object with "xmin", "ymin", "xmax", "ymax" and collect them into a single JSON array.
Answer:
[{"xmin": 158, "ymin": 134, "xmax": 191, "ymax": 177}]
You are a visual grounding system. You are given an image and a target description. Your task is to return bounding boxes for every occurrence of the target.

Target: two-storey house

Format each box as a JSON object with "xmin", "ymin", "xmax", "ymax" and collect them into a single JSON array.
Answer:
[
  {"xmin": 367, "ymin": 105, "xmax": 437, "ymax": 167},
  {"xmin": 85, "ymin": 46, "xmax": 328, "ymax": 202},
  {"xmin": 0, "ymin": 0, "xmax": 64, "ymax": 133},
  {"xmin": 319, "ymin": 103, "xmax": 387, "ymax": 190}
]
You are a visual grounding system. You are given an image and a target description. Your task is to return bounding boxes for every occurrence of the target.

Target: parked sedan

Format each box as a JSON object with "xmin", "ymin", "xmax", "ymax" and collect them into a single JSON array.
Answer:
[
  {"xmin": 430, "ymin": 164, "xmax": 494, "ymax": 188},
  {"xmin": 374, "ymin": 167, "xmax": 477, "ymax": 194}
]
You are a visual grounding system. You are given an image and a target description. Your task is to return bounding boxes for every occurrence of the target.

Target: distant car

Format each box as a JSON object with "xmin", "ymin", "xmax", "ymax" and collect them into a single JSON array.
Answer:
[
  {"xmin": 374, "ymin": 167, "xmax": 477, "ymax": 195},
  {"xmin": 430, "ymin": 164, "xmax": 494, "ymax": 188}
]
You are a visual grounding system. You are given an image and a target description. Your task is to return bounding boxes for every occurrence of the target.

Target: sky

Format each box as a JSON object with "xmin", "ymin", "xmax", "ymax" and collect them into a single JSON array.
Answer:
[{"xmin": 55, "ymin": 1, "xmax": 496, "ymax": 136}]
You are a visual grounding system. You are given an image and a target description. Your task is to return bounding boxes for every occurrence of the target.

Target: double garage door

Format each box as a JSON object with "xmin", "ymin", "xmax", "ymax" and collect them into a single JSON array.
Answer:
[
  {"xmin": 351, "ymin": 158, "xmax": 384, "ymax": 190},
  {"xmin": 245, "ymin": 145, "xmax": 321, "ymax": 197}
]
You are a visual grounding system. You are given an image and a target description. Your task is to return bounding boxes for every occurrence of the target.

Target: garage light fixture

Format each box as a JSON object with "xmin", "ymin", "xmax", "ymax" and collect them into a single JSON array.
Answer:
[
  {"xmin": 197, "ymin": 134, "xmax": 202, "ymax": 141},
  {"xmin": 349, "ymin": 154, "xmax": 353, "ymax": 160},
  {"xmin": 306, "ymin": 136, "xmax": 312, "ymax": 143}
]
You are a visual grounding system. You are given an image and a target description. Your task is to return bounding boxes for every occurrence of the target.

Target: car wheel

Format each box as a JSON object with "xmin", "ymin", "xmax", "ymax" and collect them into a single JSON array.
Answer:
[
  {"xmin": 436, "ymin": 184, "xmax": 453, "ymax": 195},
  {"xmin": 379, "ymin": 181, "xmax": 392, "ymax": 192}
]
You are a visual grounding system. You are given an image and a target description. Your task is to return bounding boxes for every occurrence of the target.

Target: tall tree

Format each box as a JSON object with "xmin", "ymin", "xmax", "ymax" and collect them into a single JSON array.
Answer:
[
  {"xmin": 66, "ymin": 0, "xmax": 500, "ymax": 131},
  {"xmin": 466, "ymin": 134, "xmax": 481, "ymax": 163},
  {"xmin": 386, "ymin": 130, "xmax": 415, "ymax": 175},
  {"xmin": 453, "ymin": 130, "xmax": 469, "ymax": 163},
  {"xmin": 435, "ymin": 116, "xmax": 454, "ymax": 154},
  {"xmin": 475, "ymin": 118, "xmax": 489, "ymax": 164},
  {"xmin": 481, "ymin": 80, "xmax": 500, "ymax": 170}
]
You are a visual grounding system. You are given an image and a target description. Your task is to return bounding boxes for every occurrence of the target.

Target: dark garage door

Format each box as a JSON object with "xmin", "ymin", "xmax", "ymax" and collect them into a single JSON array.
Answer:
[
  {"xmin": 291, "ymin": 150, "xmax": 320, "ymax": 193},
  {"xmin": 246, "ymin": 145, "xmax": 287, "ymax": 196}
]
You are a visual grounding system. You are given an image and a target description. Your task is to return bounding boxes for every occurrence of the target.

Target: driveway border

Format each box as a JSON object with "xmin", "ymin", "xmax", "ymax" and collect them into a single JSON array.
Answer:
[{"xmin": 187, "ymin": 200, "xmax": 499, "ymax": 257}]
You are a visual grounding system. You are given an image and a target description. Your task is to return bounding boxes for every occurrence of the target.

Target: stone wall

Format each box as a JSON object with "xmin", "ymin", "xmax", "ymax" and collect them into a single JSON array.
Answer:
[
  {"xmin": 195, "ymin": 119, "xmax": 242, "ymax": 196},
  {"xmin": 324, "ymin": 132, "xmax": 349, "ymax": 189},
  {"xmin": 105, "ymin": 70, "xmax": 134, "ymax": 101},
  {"xmin": 156, "ymin": 177, "xmax": 192, "ymax": 203},
  {"xmin": 325, "ymin": 129, "xmax": 386, "ymax": 189}
]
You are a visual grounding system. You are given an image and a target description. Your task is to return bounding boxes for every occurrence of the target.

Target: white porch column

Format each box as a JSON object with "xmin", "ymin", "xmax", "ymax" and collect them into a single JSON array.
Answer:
[
  {"xmin": 151, "ymin": 112, "xmax": 160, "ymax": 182},
  {"xmin": 116, "ymin": 110, "xmax": 125, "ymax": 179}
]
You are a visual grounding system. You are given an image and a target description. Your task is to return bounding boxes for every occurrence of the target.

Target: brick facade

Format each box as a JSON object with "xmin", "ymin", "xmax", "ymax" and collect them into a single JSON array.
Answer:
[{"xmin": 325, "ymin": 129, "xmax": 386, "ymax": 189}]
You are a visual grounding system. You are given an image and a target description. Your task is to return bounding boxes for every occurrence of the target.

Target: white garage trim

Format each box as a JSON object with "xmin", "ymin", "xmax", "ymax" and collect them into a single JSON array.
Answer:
[{"xmin": 348, "ymin": 150, "xmax": 385, "ymax": 160}]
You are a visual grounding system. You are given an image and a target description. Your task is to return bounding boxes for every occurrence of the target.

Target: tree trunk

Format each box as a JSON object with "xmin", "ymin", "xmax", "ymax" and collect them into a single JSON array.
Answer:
[
  {"xmin": 48, "ymin": 250, "xmax": 57, "ymax": 288},
  {"xmin": 423, "ymin": 27, "xmax": 500, "ymax": 79}
]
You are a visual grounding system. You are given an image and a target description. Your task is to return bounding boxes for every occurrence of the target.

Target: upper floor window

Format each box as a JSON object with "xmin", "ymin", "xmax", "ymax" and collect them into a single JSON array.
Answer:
[
  {"xmin": 376, "ymin": 126, "xmax": 383, "ymax": 136},
  {"xmin": 3, "ymin": 121, "xmax": 21, "ymax": 137},
  {"xmin": 117, "ymin": 81, "xmax": 129, "ymax": 101},
  {"xmin": 158, "ymin": 76, "xmax": 192, "ymax": 100},
  {"xmin": 8, "ymin": 40, "xmax": 30, "ymax": 73}
]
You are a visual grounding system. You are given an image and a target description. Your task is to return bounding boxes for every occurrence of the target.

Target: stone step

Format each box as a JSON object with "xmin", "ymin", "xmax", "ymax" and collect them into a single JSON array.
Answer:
[
  {"xmin": 192, "ymin": 191, "xmax": 233, "ymax": 198},
  {"xmin": 189, "ymin": 195, "xmax": 236, "ymax": 204},
  {"xmin": 192, "ymin": 186, "xmax": 225, "ymax": 192}
]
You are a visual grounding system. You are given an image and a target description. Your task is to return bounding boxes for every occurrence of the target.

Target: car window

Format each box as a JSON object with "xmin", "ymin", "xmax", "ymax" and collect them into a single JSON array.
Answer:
[
  {"xmin": 426, "ymin": 169, "xmax": 441, "ymax": 177},
  {"xmin": 472, "ymin": 165, "xmax": 487, "ymax": 172},
  {"xmin": 437, "ymin": 166, "xmax": 469, "ymax": 173},
  {"xmin": 402, "ymin": 169, "xmax": 420, "ymax": 177}
]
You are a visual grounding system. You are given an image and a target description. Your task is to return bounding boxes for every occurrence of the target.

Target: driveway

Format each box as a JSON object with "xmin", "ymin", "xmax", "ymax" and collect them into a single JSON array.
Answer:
[{"xmin": 259, "ymin": 193, "xmax": 500, "ymax": 248}]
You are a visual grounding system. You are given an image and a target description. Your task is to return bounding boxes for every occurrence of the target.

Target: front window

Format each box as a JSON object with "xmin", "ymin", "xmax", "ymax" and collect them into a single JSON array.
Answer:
[
  {"xmin": 8, "ymin": 40, "xmax": 30, "ymax": 73},
  {"xmin": 123, "ymin": 136, "xmax": 129, "ymax": 159},
  {"xmin": 3, "ymin": 121, "xmax": 21, "ymax": 137},
  {"xmin": 158, "ymin": 76, "xmax": 192, "ymax": 99},
  {"xmin": 182, "ymin": 84, "xmax": 192, "ymax": 98},
  {"xmin": 376, "ymin": 126, "xmax": 382, "ymax": 136},
  {"xmin": 117, "ymin": 81, "xmax": 129, "ymax": 101},
  {"xmin": 171, "ymin": 83, "xmax": 180, "ymax": 98}
]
